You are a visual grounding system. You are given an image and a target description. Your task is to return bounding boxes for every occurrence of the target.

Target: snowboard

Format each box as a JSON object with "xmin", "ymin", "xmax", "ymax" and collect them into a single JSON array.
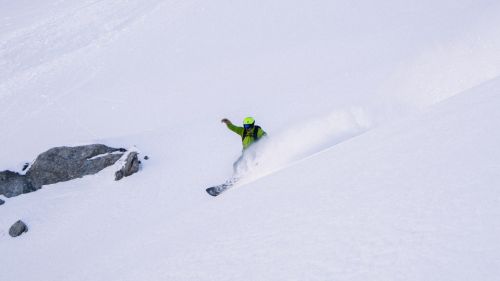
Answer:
[{"xmin": 206, "ymin": 178, "xmax": 239, "ymax": 196}]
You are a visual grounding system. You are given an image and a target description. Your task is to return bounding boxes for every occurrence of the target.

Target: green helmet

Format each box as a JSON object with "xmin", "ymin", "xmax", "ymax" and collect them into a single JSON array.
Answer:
[{"xmin": 243, "ymin": 117, "xmax": 255, "ymax": 125}]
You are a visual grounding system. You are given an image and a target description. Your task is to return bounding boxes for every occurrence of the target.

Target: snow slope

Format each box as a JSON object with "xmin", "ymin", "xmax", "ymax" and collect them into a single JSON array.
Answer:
[{"xmin": 1, "ymin": 0, "xmax": 500, "ymax": 280}]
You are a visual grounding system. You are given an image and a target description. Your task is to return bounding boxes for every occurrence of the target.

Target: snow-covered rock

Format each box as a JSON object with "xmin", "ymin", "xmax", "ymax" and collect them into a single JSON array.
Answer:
[
  {"xmin": 26, "ymin": 144, "xmax": 125, "ymax": 187},
  {"xmin": 115, "ymin": 152, "xmax": 140, "ymax": 181},
  {"xmin": 0, "ymin": 145, "xmax": 142, "ymax": 199}
]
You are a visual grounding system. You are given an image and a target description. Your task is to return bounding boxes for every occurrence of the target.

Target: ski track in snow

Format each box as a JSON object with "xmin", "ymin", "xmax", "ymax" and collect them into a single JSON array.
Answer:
[
  {"xmin": 0, "ymin": 0, "xmax": 161, "ymax": 121},
  {"xmin": 0, "ymin": 0, "xmax": 160, "ymax": 84},
  {"xmin": 0, "ymin": 0, "xmax": 191, "ymax": 166}
]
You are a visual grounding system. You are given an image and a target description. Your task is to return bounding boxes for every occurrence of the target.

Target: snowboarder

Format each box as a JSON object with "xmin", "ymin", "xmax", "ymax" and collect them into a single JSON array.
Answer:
[
  {"xmin": 221, "ymin": 117, "xmax": 267, "ymax": 173},
  {"xmin": 206, "ymin": 117, "xmax": 267, "ymax": 196}
]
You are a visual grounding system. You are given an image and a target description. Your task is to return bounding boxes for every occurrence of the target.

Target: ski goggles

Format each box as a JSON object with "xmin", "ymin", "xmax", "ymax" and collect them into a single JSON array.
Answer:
[{"xmin": 243, "ymin": 124, "xmax": 254, "ymax": 129}]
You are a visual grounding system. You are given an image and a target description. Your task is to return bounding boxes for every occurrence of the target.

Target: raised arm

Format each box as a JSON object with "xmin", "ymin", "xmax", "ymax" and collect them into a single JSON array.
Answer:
[{"xmin": 221, "ymin": 118, "xmax": 244, "ymax": 136}]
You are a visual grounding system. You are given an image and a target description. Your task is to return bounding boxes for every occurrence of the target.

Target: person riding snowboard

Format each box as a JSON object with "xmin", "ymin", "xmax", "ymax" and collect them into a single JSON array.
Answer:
[{"xmin": 221, "ymin": 117, "xmax": 267, "ymax": 173}]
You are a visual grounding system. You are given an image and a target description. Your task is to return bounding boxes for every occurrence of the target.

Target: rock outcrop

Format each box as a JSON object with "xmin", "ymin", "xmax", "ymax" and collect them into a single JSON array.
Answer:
[
  {"xmin": 1, "ymin": 144, "xmax": 134, "ymax": 198},
  {"xmin": 0, "ymin": 198, "xmax": 4, "ymax": 205},
  {"xmin": 9, "ymin": 220, "xmax": 28, "ymax": 237},
  {"xmin": 26, "ymin": 144, "xmax": 125, "ymax": 187},
  {"xmin": 115, "ymin": 152, "xmax": 141, "ymax": 181}
]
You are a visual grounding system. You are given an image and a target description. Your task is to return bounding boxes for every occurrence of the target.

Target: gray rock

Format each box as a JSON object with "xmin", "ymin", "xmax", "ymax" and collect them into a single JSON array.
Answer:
[
  {"xmin": 26, "ymin": 144, "xmax": 124, "ymax": 187},
  {"xmin": 0, "ymin": 198, "xmax": 4, "ymax": 205},
  {"xmin": 0, "ymin": 171, "xmax": 38, "ymax": 198},
  {"xmin": 9, "ymin": 220, "xmax": 28, "ymax": 237},
  {"xmin": 115, "ymin": 152, "xmax": 141, "ymax": 181}
]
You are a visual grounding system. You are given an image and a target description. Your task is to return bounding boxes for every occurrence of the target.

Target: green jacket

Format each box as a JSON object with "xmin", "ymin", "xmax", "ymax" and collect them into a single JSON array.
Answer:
[{"xmin": 226, "ymin": 123, "xmax": 267, "ymax": 149}]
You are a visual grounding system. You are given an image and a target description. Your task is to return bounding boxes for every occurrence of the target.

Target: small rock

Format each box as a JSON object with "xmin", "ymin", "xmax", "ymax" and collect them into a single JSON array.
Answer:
[
  {"xmin": 9, "ymin": 220, "xmax": 28, "ymax": 237},
  {"xmin": 22, "ymin": 163, "xmax": 30, "ymax": 171},
  {"xmin": 144, "ymin": 156, "xmax": 149, "ymax": 160},
  {"xmin": 0, "ymin": 198, "xmax": 4, "ymax": 205},
  {"xmin": 115, "ymin": 170, "xmax": 125, "ymax": 181}
]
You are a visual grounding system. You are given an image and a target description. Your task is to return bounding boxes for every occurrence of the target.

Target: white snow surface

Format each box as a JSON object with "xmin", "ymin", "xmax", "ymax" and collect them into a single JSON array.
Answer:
[{"xmin": 1, "ymin": 0, "xmax": 500, "ymax": 280}]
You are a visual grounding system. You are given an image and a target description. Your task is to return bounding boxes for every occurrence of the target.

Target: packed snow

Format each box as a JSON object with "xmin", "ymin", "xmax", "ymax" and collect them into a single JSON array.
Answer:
[{"xmin": 1, "ymin": 0, "xmax": 500, "ymax": 280}]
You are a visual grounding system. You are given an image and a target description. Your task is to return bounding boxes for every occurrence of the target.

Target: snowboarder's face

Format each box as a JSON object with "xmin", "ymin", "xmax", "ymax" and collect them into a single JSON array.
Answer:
[{"xmin": 244, "ymin": 123, "xmax": 254, "ymax": 129}]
